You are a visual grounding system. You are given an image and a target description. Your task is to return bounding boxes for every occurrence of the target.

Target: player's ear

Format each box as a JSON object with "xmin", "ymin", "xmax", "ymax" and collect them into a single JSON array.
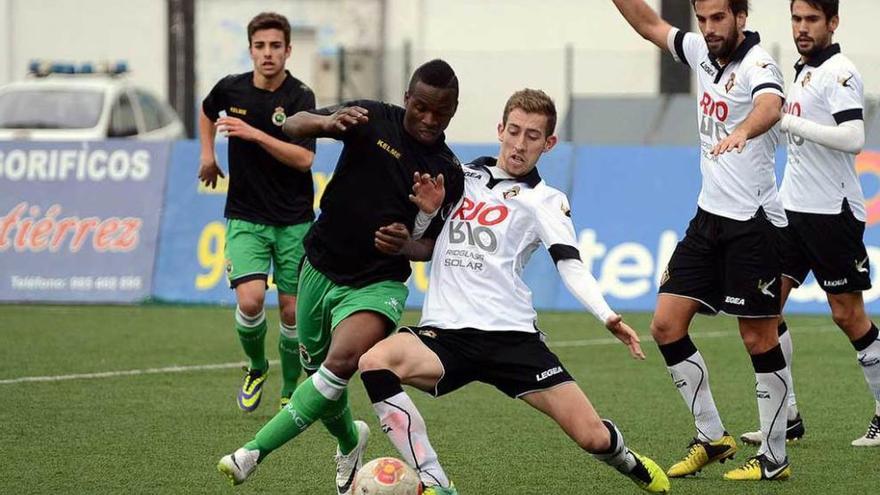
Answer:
[
  {"xmin": 544, "ymin": 135, "xmax": 558, "ymax": 152},
  {"xmin": 829, "ymin": 15, "xmax": 839, "ymax": 33},
  {"xmin": 497, "ymin": 122, "xmax": 505, "ymax": 141}
]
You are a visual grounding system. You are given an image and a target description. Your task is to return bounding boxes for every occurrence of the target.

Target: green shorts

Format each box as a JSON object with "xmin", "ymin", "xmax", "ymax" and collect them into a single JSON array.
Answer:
[
  {"xmin": 296, "ymin": 257, "xmax": 409, "ymax": 371},
  {"xmin": 225, "ymin": 219, "xmax": 311, "ymax": 295}
]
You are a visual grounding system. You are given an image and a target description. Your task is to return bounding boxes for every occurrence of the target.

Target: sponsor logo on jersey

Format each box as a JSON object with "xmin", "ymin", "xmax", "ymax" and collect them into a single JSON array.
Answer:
[
  {"xmin": 856, "ymin": 257, "xmax": 869, "ymax": 273},
  {"xmin": 674, "ymin": 379, "xmax": 687, "ymax": 389},
  {"xmin": 700, "ymin": 61, "xmax": 717, "ymax": 77},
  {"xmin": 271, "ymin": 107, "xmax": 286, "ymax": 126},
  {"xmin": 376, "ymin": 139, "xmax": 402, "ymax": 159},
  {"xmin": 385, "ymin": 297, "xmax": 401, "ymax": 311},
  {"xmin": 725, "ymin": 72, "xmax": 736, "ymax": 93},
  {"xmin": 858, "ymin": 354, "xmax": 880, "ymax": 367},
  {"xmin": 230, "ymin": 106, "xmax": 247, "ymax": 116},
  {"xmin": 838, "ymin": 72, "xmax": 854, "ymax": 88},
  {"xmin": 660, "ymin": 266, "xmax": 670, "ymax": 286},
  {"xmin": 725, "ymin": 296, "xmax": 745, "ymax": 306},
  {"xmin": 561, "ymin": 201, "xmax": 571, "ymax": 217},
  {"xmin": 418, "ymin": 329, "xmax": 437, "ymax": 339},
  {"xmin": 756, "ymin": 389, "xmax": 770, "ymax": 399},
  {"xmin": 536, "ymin": 366, "xmax": 563, "ymax": 382},
  {"xmin": 823, "ymin": 278, "xmax": 848, "ymax": 288}
]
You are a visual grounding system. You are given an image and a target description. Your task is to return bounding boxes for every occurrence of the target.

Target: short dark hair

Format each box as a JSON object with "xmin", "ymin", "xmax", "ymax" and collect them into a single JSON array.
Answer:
[
  {"xmin": 791, "ymin": 0, "xmax": 839, "ymax": 19},
  {"xmin": 247, "ymin": 12, "xmax": 291, "ymax": 47},
  {"xmin": 503, "ymin": 89, "xmax": 557, "ymax": 136},
  {"xmin": 692, "ymin": 0, "xmax": 750, "ymax": 16},
  {"xmin": 408, "ymin": 59, "xmax": 459, "ymax": 97}
]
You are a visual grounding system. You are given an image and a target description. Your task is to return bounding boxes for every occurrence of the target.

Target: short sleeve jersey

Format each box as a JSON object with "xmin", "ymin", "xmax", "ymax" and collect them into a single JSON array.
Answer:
[
  {"xmin": 202, "ymin": 71, "xmax": 316, "ymax": 226},
  {"xmin": 419, "ymin": 158, "xmax": 580, "ymax": 333},
  {"xmin": 304, "ymin": 99, "xmax": 464, "ymax": 288},
  {"xmin": 669, "ymin": 29, "xmax": 788, "ymax": 227},
  {"xmin": 779, "ymin": 44, "xmax": 866, "ymax": 220}
]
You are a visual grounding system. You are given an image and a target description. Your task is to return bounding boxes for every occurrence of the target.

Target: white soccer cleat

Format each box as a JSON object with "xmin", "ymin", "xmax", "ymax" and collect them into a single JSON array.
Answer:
[
  {"xmin": 217, "ymin": 447, "xmax": 260, "ymax": 486},
  {"xmin": 335, "ymin": 420, "xmax": 370, "ymax": 495},
  {"xmin": 851, "ymin": 415, "xmax": 880, "ymax": 447}
]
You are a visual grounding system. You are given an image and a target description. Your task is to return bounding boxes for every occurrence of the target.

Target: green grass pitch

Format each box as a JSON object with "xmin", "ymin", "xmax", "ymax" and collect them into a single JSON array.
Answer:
[{"xmin": 1, "ymin": 305, "xmax": 878, "ymax": 494}]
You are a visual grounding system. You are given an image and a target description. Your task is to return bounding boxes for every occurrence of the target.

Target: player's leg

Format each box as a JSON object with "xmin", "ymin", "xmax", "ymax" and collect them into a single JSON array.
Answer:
[
  {"xmin": 827, "ymin": 291, "xmax": 880, "ymax": 446},
  {"xmin": 721, "ymin": 211, "xmax": 791, "ymax": 481},
  {"xmin": 226, "ymin": 219, "xmax": 273, "ymax": 412},
  {"xmin": 359, "ymin": 328, "xmax": 453, "ymax": 491},
  {"xmin": 741, "ymin": 266, "xmax": 805, "ymax": 445},
  {"xmin": 654, "ymin": 211, "xmax": 734, "ymax": 477},
  {"xmin": 522, "ymin": 383, "xmax": 669, "ymax": 493},
  {"xmin": 273, "ymin": 221, "xmax": 311, "ymax": 407},
  {"xmin": 218, "ymin": 257, "xmax": 333, "ymax": 486}
]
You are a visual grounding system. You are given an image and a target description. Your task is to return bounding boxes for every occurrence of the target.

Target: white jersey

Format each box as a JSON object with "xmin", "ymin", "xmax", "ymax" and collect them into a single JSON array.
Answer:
[
  {"xmin": 779, "ymin": 44, "xmax": 866, "ymax": 220},
  {"xmin": 669, "ymin": 29, "xmax": 787, "ymax": 226},
  {"xmin": 420, "ymin": 158, "xmax": 590, "ymax": 333}
]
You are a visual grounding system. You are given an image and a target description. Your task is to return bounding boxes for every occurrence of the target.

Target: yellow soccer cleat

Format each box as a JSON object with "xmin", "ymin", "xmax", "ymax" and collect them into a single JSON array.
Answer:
[
  {"xmin": 279, "ymin": 396, "xmax": 290, "ymax": 411},
  {"xmin": 723, "ymin": 454, "xmax": 790, "ymax": 481},
  {"xmin": 667, "ymin": 434, "xmax": 737, "ymax": 477},
  {"xmin": 626, "ymin": 451, "xmax": 671, "ymax": 493}
]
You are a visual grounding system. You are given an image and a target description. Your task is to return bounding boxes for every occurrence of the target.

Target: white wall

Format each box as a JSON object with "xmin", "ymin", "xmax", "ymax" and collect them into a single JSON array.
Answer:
[{"xmin": 0, "ymin": 0, "xmax": 167, "ymax": 99}]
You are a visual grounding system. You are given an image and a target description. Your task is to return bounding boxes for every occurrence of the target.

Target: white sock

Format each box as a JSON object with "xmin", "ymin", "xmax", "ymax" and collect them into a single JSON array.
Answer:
[
  {"xmin": 778, "ymin": 325, "xmax": 799, "ymax": 420},
  {"xmin": 314, "ymin": 365, "xmax": 347, "ymax": 401},
  {"xmin": 667, "ymin": 351, "xmax": 726, "ymax": 442},
  {"xmin": 755, "ymin": 370, "xmax": 789, "ymax": 463},
  {"xmin": 592, "ymin": 420, "xmax": 638, "ymax": 474},
  {"xmin": 875, "ymin": 400, "xmax": 880, "ymax": 417},
  {"xmin": 856, "ymin": 338, "xmax": 880, "ymax": 404},
  {"xmin": 373, "ymin": 391, "xmax": 450, "ymax": 488}
]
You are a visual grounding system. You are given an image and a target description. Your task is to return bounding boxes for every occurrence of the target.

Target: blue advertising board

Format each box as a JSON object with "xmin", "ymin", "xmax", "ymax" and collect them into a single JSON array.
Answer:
[{"xmin": 0, "ymin": 141, "xmax": 171, "ymax": 302}]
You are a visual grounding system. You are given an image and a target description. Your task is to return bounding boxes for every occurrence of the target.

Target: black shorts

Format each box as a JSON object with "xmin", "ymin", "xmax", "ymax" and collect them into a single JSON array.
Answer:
[
  {"xmin": 659, "ymin": 207, "xmax": 782, "ymax": 317},
  {"xmin": 781, "ymin": 201, "xmax": 871, "ymax": 294},
  {"xmin": 400, "ymin": 326, "xmax": 574, "ymax": 398}
]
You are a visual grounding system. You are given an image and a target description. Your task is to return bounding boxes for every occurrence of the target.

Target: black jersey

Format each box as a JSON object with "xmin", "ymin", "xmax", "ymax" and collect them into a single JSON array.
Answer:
[
  {"xmin": 304, "ymin": 99, "xmax": 464, "ymax": 288},
  {"xmin": 202, "ymin": 71, "xmax": 316, "ymax": 226}
]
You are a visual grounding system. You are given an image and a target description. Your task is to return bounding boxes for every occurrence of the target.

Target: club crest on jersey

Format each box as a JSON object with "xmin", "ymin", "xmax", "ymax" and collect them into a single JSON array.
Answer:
[
  {"xmin": 418, "ymin": 329, "xmax": 438, "ymax": 339},
  {"xmin": 225, "ymin": 259, "xmax": 233, "ymax": 274},
  {"xmin": 801, "ymin": 71, "xmax": 812, "ymax": 88},
  {"xmin": 724, "ymin": 73, "xmax": 736, "ymax": 93},
  {"xmin": 503, "ymin": 185, "xmax": 521, "ymax": 199},
  {"xmin": 298, "ymin": 343, "xmax": 312, "ymax": 364},
  {"xmin": 271, "ymin": 107, "xmax": 286, "ymax": 126}
]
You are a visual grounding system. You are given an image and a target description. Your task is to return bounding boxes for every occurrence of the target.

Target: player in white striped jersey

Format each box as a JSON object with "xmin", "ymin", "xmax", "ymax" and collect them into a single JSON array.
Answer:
[
  {"xmin": 613, "ymin": 0, "xmax": 793, "ymax": 481},
  {"xmin": 358, "ymin": 89, "xmax": 670, "ymax": 494},
  {"xmin": 740, "ymin": 0, "xmax": 880, "ymax": 449}
]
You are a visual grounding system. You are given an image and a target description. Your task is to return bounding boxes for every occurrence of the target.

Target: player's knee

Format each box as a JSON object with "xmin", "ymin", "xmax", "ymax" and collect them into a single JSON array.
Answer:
[
  {"xmin": 237, "ymin": 297, "xmax": 265, "ymax": 317},
  {"xmin": 279, "ymin": 303, "xmax": 296, "ymax": 326},
  {"xmin": 831, "ymin": 305, "xmax": 861, "ymax": 332},
  {"xmin": 650, "ymin": 318, "xmax": 678, "ymax": 343},
  {"xmin": 322, "ymin": 352, "xmax": 360, "ymax": 379},
  {"xmin": 358, "ymin": 346, "xmax": 392, "ymax": 373}
]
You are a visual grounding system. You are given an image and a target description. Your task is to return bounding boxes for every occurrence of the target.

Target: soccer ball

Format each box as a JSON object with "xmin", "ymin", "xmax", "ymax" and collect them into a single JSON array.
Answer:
[{"xmin": 353, "ymin": 457, "xmax": 422, "ymax": 495}]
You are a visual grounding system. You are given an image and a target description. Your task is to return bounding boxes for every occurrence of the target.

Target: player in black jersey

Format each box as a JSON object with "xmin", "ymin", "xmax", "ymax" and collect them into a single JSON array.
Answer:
[
  {"xmin": 217, "ymin": 59, "xmax": 465, "ymax": 495},
  {"xmin": 199, "ymin": 12, "xmax": 316, "ymax": 413}
]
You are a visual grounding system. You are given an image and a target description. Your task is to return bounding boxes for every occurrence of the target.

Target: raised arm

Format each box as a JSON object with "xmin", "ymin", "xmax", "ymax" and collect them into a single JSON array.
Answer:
[
  {"xmin": 282, "ymin": 106, "xmax": 370, "ymax": 140},
  {"xmin": 612, "ymin": 0, "xmax": 675, "ymax": 51},
  {"xmin": 712, "ymin": 93, "xmax": 783, "ymax": 155}
]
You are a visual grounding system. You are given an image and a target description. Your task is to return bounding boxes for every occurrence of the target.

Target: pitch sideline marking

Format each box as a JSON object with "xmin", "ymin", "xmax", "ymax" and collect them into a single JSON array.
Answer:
[{"xmin": 0, "ymin": 325, "xmax": 836, "ymax": 385}]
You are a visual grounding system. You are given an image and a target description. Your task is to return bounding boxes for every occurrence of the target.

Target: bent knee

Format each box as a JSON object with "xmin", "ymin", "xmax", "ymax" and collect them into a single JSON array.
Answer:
[{"xmin": 358, "ymin": 347, "xmax": 393, "ymax": 372}]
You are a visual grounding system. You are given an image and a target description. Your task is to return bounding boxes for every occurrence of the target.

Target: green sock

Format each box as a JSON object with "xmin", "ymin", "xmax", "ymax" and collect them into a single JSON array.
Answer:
[
  {"xmin": 321, "ymin": 388, "xmax": 359, "ymax": 454},
  {"xmin": 235, "ymin": 307, "xmax": 268, "ymax": 371},
  {"xmin": 244, "ymin": 374, "xmax": 324, "ymax": 458},
  {"xmin": 278, "ymin": 322, "xmax": 303, "ymax": 398}
]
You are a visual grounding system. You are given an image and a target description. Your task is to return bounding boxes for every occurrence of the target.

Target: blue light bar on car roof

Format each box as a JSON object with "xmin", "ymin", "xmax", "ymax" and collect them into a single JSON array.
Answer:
[{"xmin": 27, "ymin": 60, "xmax": 128, "ymax": 77}]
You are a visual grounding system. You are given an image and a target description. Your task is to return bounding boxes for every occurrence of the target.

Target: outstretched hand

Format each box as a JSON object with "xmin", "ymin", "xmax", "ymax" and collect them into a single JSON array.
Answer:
[
  {"xmin": 327, "ymin": 106, "xmax": 369, "ymax": 132},
  {"xmin": 605, "ymin": 314, "xmax": 646, "ymax": 360},
  {"xmin": 410, "ymin": 172, "xmax": 445, "ymax": 213}
]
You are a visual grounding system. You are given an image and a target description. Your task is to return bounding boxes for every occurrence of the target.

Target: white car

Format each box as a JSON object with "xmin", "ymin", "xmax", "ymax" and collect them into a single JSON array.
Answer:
[{"xmin": 0, "ymin": 65, "xmax": 185, "ymax": 141}]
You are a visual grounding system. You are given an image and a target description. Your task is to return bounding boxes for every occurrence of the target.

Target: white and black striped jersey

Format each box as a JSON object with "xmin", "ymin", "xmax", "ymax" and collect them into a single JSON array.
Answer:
[
  {"xmin": 668, "ymin": 28, "xmax": 788, "ymax": 227},
  {"xmin": 419, "ymin": 157, "xmax": 614, "ymax": 333},
  {"xmin": 779, "ymin": 44, "xmax": 866, "ymax": 220}
]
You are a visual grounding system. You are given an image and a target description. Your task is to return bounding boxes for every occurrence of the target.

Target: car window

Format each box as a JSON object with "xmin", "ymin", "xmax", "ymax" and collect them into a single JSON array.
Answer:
[
  {"xmin": 0, "ymin": 89, "xmax": 103, "ymax": 129},
  {"xmin": 136, "ymin": 90, "xmax": 163, "ymax": 132},
  {"xmin": 109, "ymin": 93, "xmax": 138, "ymax": 137}
]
